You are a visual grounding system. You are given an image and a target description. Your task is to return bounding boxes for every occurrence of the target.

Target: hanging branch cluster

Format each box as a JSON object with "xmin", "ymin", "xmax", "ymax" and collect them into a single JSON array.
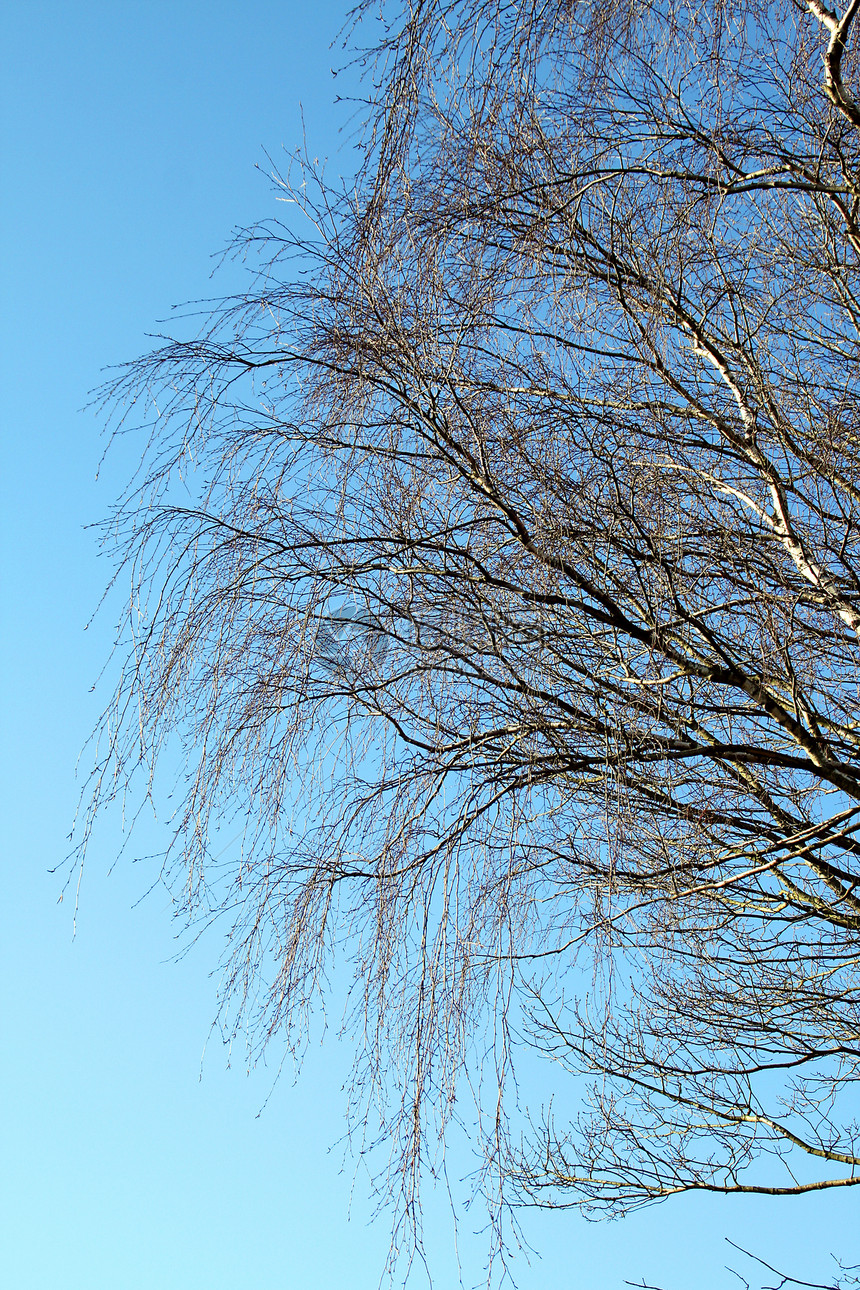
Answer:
[{"xmin": 83, "ymin": 0, "xmax": 860, "ymax": 1263}]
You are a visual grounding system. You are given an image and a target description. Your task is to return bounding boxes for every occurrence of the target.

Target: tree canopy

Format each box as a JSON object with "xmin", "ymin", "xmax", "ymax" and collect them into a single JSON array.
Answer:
[{"xmin": 83, "ymin": 0, "xmax": 860, "ymax": 1277}]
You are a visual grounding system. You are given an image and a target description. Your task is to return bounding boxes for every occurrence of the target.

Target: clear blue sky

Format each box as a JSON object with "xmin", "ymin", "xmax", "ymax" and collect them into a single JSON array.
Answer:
[{"xmin": 1, "ymin": 3, "xmax": 856, "ymax": 1287}]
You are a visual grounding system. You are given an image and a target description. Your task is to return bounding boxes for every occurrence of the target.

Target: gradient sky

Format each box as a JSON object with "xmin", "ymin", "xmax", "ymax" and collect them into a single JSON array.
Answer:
[{"xmin": 2, "ymin": 3, "xmax": 857, "ymax": 1287}]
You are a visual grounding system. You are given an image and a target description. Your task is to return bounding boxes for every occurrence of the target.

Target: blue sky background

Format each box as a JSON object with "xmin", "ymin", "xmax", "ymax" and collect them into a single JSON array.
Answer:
[{"xmin": 1, "ymin": 3, "xmax": 857, "ymax": 1287}]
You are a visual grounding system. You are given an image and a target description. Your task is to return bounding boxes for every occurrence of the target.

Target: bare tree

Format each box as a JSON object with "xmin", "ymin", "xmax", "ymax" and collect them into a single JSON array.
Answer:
[{"xmin": 82, "ymin": 0, "xmax": 860, "ymax": 1277}]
